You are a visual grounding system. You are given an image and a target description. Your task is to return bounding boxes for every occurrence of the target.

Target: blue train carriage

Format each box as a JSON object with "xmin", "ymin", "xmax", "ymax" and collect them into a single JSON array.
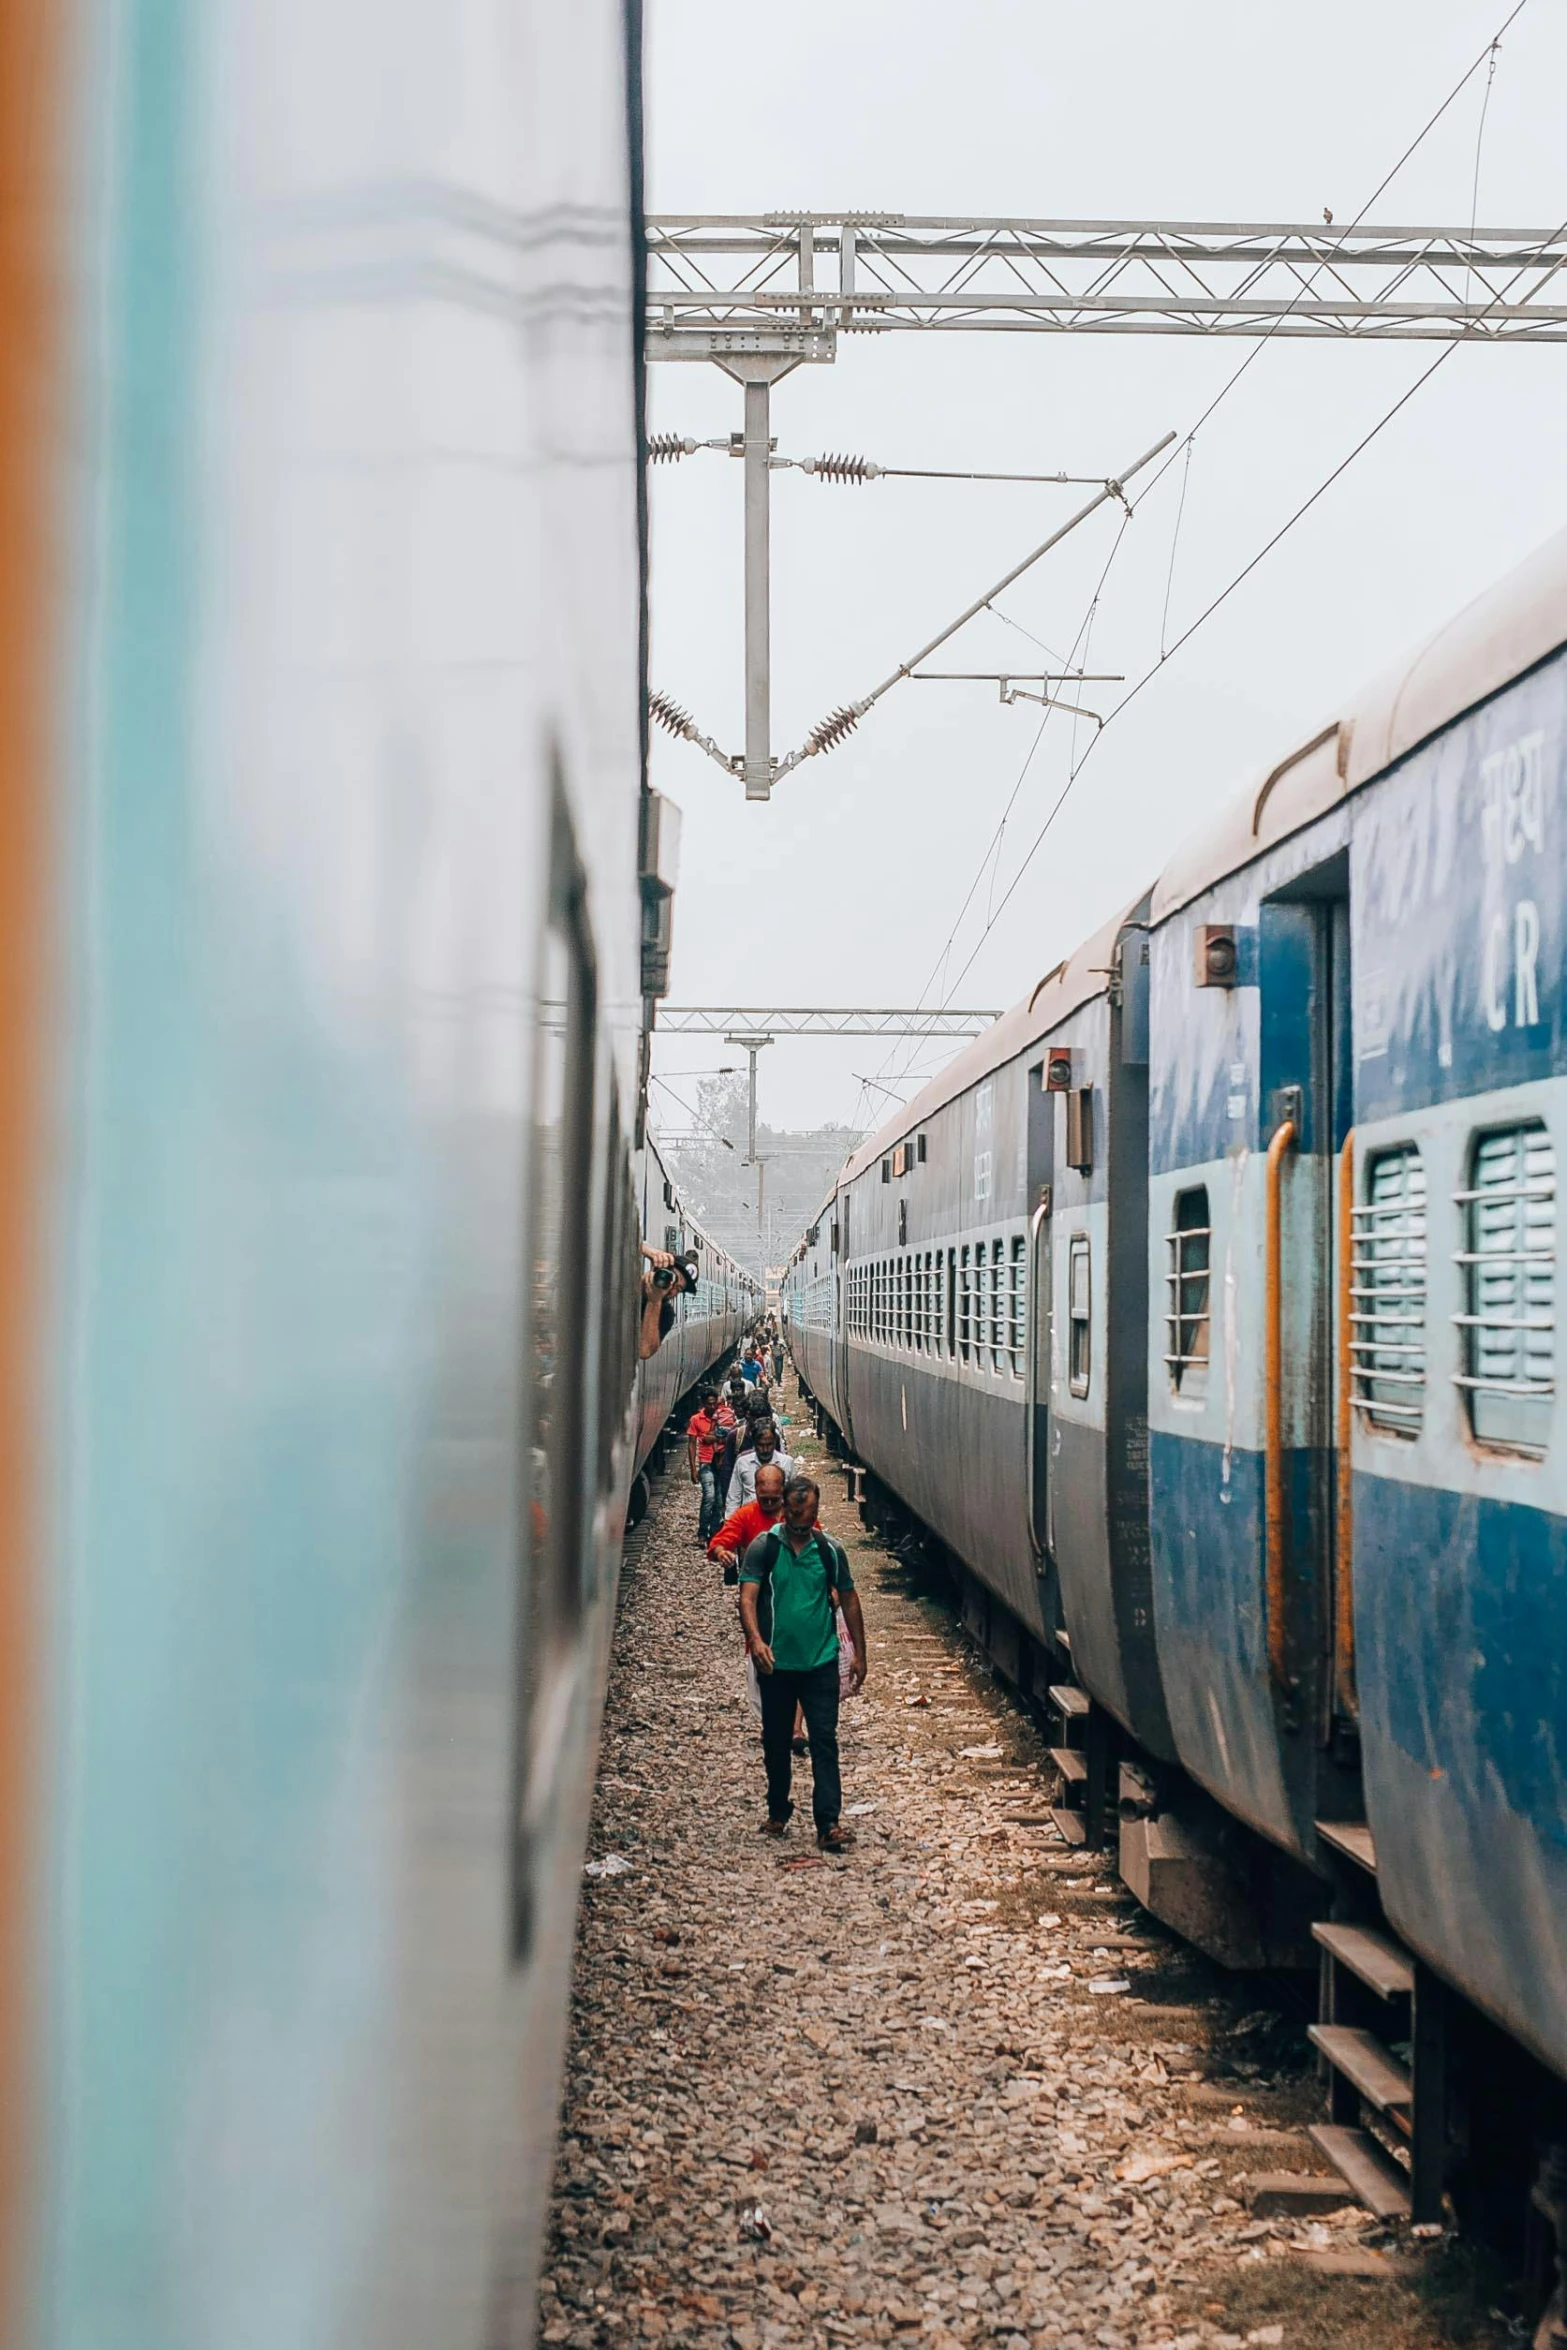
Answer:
[
  {"xmin": 823, "ymin": 913, "xmax": 1177, "ymax": 1760},
  {"xmin": 1145, "ymin": 526, "xmax": 1567, "ymax": 2213},
  {"xmin": 1345, "ymin": 535, "xmax": 1567, "ymax": 2098},
  {"xmin": 782, "ymin": 1186, "xmax": 844, "ymax": 1433},
  {"xmin": 833, "ymin": 1000, "xmax": 1047, "ymax": 1657},
  {"xmin": 1028, "ymin": 906, "xmax": 1177, "ymax": 1778}
]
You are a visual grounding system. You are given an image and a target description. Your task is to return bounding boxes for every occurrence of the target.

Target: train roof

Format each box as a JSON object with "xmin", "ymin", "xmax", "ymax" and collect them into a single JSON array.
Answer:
[
  {"xmin": 1151, "ymin": 520, "xmax": 1567, "ymax": 924},
  {"xmin": 840, "ymin": 902, "xmax": 1138, "ymax": 1187}
]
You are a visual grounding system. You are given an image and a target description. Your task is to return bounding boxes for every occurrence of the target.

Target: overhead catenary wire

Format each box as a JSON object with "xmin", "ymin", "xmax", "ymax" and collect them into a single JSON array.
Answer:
[
  {"xmin": 865, "ymin": 0, "xmax": 1540, "ymax": 1109},
  {"xmin": 784, "ymin": 432, "xmax": 1173, "ymax": 779},
  {"xmin": 648, "ymin": 434, "xmax": 1111, "ymax": 487},
  {"xmin": 850, "ymin": 510, "xmax": 1137, "ymax": 1128},
  {"xmin": 926, "ymin": 199, "xmax": 1567, "ymax": 1021}
]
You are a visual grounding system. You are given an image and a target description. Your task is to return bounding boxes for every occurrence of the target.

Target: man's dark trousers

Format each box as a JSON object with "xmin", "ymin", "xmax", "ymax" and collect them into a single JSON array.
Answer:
[{"xmin": 758, "ymin": 1659, "xmax": 841, "ymax": 1830}]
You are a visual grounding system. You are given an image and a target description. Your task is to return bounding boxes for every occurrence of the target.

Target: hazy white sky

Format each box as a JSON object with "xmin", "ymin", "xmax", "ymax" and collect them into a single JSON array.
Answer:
[{"xmin": 644, "ymin": 0, "xmax": 1567, "ymax": 1147}]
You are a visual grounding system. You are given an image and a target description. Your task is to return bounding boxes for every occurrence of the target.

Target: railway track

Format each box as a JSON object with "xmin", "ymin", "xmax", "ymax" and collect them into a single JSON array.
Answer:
[{"xmin": 542, "ymin": 1383, "xmax": 1509, "ymax": 2350}]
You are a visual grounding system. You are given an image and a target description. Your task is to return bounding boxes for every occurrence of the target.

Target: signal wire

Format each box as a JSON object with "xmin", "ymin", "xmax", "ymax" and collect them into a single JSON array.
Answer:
[
  {"xmin": 927, "ymin": 197, "xmax": 1567, "ymax": 1013},
  {"xmin": 845, "ymin": 0, "xmax": 1533, "ymax": 1137}
]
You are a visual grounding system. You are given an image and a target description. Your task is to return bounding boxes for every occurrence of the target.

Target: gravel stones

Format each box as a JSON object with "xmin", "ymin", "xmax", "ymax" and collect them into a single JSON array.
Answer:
[{"xmin": 538, "ymin": 1378, "xmax": 1473, "ymax": 2350}]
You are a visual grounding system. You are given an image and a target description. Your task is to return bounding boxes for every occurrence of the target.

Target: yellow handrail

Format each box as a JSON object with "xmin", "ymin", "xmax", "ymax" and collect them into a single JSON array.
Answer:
[
  {"xmin": 1265, "ymin": 1115, "xmax": 1298, "ymax": 1693},
  {"xmin": 1335, "ymin": 1131, "xmax": 1358, "ymax": 1719}
]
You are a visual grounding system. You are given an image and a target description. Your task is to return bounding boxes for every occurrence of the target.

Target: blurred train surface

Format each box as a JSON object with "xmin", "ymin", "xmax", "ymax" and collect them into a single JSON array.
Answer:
[{"xmin": 0, "ymin": 1, "xmax": 759, "ymax": 2343}]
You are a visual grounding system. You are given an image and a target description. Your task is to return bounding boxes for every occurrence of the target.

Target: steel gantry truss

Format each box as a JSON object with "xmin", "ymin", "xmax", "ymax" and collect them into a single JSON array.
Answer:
[
  {"xmin": 657, "ymin": 1005, "xmax": 1001, "ymax": 1038},
  {"xmin": 646, "ymin": 212, "xmax": 1567, "ymax": 351},
  {"xmin": 645, "ymin": 210, "xmax": 1567, "ymax": 802}
]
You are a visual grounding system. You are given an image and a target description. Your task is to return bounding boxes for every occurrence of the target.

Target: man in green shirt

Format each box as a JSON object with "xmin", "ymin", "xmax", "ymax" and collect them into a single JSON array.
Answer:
[{"xmin": 738, "ymin": 1475, "xmax": 868, "ymax": 1852}]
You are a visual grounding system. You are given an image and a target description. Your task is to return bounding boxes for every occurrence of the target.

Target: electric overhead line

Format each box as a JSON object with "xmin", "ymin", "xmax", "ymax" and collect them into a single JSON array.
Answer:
[
  {"xmin": 860, "ymin": 0, "xmax": 1540, "ymax": 1113},
  {"xmin": 927, "ymin": 197, "xmax": 1567, "ymax": 1024},
  {"xmin": 646, "ymin": 3, "xmax": 1539, "ymax": 804}
]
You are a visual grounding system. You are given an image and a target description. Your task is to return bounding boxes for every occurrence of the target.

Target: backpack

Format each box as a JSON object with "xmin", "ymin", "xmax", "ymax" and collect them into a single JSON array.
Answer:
[{"xmin": 755, "ymin": 1526, "xmax": 847, "ymax": 1614}]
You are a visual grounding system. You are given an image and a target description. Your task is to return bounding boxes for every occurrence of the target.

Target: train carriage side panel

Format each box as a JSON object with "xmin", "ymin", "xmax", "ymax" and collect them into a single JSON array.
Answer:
[
  {"xmin": 33, "ymin": 0, "xmax": 651, "ymax": 2339},
  {"xmin": 1348, "ymin": 640, "xmax": 1567, "ymax": 2081},
  {"xmin": 1044, "ymin": 933, "xmax": 1175, "ymax": 1758}
]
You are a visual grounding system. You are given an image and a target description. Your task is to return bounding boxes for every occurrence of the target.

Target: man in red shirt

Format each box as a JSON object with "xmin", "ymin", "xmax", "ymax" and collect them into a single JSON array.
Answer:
[
  {"xmin": 710, "ymin": 1463, "xmax": 819, "ymax": 1754},
  {"xmin": 686, "ymin": 1386, "xmax": 727, "ymax": 1548},
  {"xmin": 707, "ymin": 1462, "xmax": 789, "ymax": 1587}
]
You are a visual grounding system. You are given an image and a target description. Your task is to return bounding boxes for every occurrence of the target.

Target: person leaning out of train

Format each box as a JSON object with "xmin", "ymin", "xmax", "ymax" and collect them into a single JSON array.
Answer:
[
  {"xmin": 637, "ymin": 1243, "xmax": 698, "ymax": 1361},
  {"xmin": 707, "ymin": 1462, "xmax": 790, "ymax": 1588},
  {"xmin": 739, "ymin": 1474, "xmax": 868, "ymax": 1854},
  {"xmin": 724, "ymin": 1415, "xmax": 794, "ymax": 1516},
  {"xmin": 686, "ymin": 1387, "xmax": 727, "ymax": 1550}
]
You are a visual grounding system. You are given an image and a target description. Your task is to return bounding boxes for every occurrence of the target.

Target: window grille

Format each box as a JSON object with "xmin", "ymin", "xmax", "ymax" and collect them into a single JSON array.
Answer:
[
  {"xmin": 938, "ymin": 1247, "xmax": 949, "ymax": 1354},
  {"xmin": 958, "ymin": 1244, "xmax": 972, "ymax": 1362},
  {"xmin": 990, "ymin": 1236, "xmax": 1006, "ymax": 1372},
  {"xmin": 1068, "ymin": 1233, "xmax": 1091, "ymax": 1397},
  {"xmin": 973, "ymin": 1240, "xmax": 986, "ymax": 1370},
  {"xmin": 1009, "ymin": 1234, "xmax": 1026, "ymax": 1376},
  {"xmin": 1351, "ymin": 1146, "xmax": 1426, "ymax": 1434},
  {"xmin": 1455, "ymin": 1123, "xmax": 1555, "ymax": 1455},
  {"xmin": 1165, "ymin": 1186, "xmax": 1212, "ymax": 1394}
]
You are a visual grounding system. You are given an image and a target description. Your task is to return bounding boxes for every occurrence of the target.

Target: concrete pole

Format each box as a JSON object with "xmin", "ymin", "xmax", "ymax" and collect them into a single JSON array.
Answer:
[{"xmin": 743, "ymin": 376, "xmax": 771, "ymax": 800}]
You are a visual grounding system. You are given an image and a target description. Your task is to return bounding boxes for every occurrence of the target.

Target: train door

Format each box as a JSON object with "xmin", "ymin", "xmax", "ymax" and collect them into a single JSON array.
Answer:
[
  {"xmin": 1026, "ymin": 1059, "xmax": 1055, "ymax": 1563},
  {"xmin": 1258, "ymin": 850, "xmax": 1355, "ymax": 1749}
]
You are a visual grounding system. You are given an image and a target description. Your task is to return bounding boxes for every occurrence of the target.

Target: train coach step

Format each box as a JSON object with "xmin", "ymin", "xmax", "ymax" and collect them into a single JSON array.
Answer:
[
  {"xmin": 1312, "ymin": 1921, "xmax": 1414, "ymax": 2001},
  {"xmin": 1308, "ymin": 2025, "xmax": 1412, "ymax": 2119},
  {"xmin": 1315, "ymin": 1818, "xmax": 1378, "ymax": 1874},
  {"xmin": 1050, "ymin": 1806, "xmax": 1088, "ymax": 1846},
  {"xmin": 1246, "ymin": 2171, "xmax": 1356, "ymax": 2218},
  {"xmin": 1049, "ymin": 1746, "xmax": 1089, "ymax": 1784},
  {"xmin": 1307, "ymin": 2124, "xmax": 1412, "ymax": 2222},
  {"xmin": 1048, "ymin": 1684, "xmax": 1091, "ymax": 1719}
]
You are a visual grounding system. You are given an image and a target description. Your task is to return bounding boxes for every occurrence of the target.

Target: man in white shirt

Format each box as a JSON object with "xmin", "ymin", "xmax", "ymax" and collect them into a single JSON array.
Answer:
[{"xmin": 725, "ymin": 1417, "xmax": 794, "ymax": 1515}]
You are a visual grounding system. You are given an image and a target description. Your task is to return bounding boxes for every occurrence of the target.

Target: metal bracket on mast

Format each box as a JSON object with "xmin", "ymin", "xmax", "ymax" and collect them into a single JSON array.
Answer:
[{"xmin": 710, "ymin": 354, "xmax": 804, "ymax": 800}]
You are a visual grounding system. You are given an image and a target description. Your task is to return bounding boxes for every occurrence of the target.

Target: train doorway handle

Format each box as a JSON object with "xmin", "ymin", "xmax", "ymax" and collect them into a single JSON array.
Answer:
[
  {"xmin": 1025, "ymin": 1195, "xmax": 1050, "ymax": 1564},
  {"xmin": 1335, "ymin": 1130, "xmax": 1358, "ymax": 1720},
  {"xmin": 1264, "ymin": 1114, "xmax": 1298, "ymax": 1694}
]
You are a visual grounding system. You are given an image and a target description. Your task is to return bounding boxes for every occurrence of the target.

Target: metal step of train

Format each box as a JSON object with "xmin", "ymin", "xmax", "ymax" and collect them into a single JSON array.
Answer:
[
  {"xmin": 1309, "ymin": 1817, "xmax": 1446, "ymax": 2227},
  {"xmin": 1044, "ymin": 1676, "xmax": 1108, "ymax": 1849}
]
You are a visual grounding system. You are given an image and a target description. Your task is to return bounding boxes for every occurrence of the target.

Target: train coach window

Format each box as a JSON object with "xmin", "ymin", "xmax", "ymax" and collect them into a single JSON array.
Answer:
[
  {"xmin": 935, "ymin": 1248, "xmax": 947, "ymax": 1352},
  {"xmin": 515, "ymin": 807, "xmax": 596, "ymax": 1958},
  {"xmin": 990, "ymin": 1237, "xmax": 1006, "ymax": 1373},
  {"xmin": 1068, "ymin": 1234, "xmax": 1091, "ymax": 1397},
  {"xmin": 1352, "ymin": 1147, "xmax": 1426, "ymax": 1434},
  {"xmin": 1455, "ymin": 1123, "xmax": 1555, "ymax": 1455},
  {"xmin": 1009, "ymin": 1234, "xmax": 1027, "ymax": 1377},
  {"xmin": 958, "ymin": 1245, "xmax": 972, "ymax": 1362},
  {"xmin": 1165, "ymin": 1186, "xmax": 1212, "ymax": 1395}
]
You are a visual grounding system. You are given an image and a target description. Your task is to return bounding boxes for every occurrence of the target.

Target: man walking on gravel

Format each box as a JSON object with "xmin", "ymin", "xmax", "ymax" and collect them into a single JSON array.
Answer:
[
  {"xmin": 708, "ymin": 1460, "xmax": 789, "ymax": 1586},
  {"xmin": 723, "ymin": 1414, "xmax": 793, "ymax": 1514},
  {"xmin": 739, "ymin": 1475, "xmax": 868, "ymax": 1852}
]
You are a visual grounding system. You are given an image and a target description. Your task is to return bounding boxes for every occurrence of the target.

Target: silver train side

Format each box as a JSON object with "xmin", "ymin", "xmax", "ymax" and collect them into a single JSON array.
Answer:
[
  {"xmin": 634, "ymin": 1138, "xmax": 759, "ymax": 1482},
  {"xmin": 785, "ymin": 527, "xmax": 1567, "ymax": 2230},
  {"xmin": 5, "ymin": 1, "xmax": 751, "ymax": 2342}
]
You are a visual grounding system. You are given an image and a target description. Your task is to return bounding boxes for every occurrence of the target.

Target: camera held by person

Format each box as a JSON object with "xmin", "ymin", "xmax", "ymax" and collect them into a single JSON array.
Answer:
[{"xmin": 638, "ymin": 1244, "xmax": 699, "ymax": 1359}]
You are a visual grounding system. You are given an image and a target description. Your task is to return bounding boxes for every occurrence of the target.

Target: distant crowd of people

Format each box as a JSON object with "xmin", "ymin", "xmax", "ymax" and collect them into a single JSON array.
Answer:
[{"xmin": 684, "ymin": 1318, "xmax": 868, "ymax": 1854}]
